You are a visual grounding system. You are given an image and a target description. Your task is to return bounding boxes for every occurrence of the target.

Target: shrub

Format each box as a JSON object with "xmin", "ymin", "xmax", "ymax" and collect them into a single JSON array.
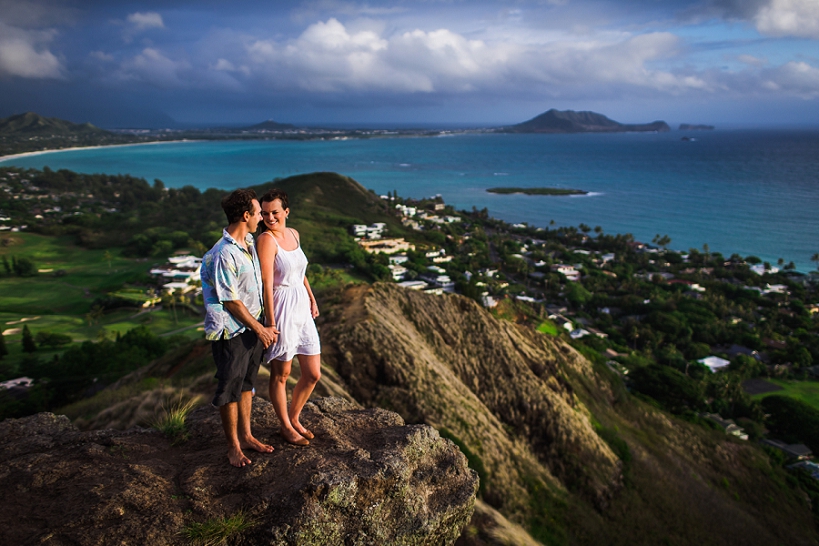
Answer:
[
  {"xmin": 12, "ymin": 256, "xmax": 37, "ymax": 276},
  {"xmin": 630, "ymin": 364, "xmax": 703, "ymax": 414},
  {"xmin": 22, "ymin": 325, "xmax": 36, "ymax": 353},
  {"xmin": 34, "ymin": 331, "xmax": 73, "ymax": 348},
  {"xmin": 761, "ymin": 395, "xmax": 819, "ymax": 453}
]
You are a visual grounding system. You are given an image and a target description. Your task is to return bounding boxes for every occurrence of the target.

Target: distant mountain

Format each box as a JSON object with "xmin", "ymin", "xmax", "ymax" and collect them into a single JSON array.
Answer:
[
  {"xmin": 679, "ymin": 123, "xmax": 715, "ymax": 131},
  {"xmin": 507, "ymin": 109, "xmax": 670, "ymax": 133},
  {"xmin": 244, "ymin": 119, "xmax": 297, "ymax": 131},
  {"xmin": 0, "ymin": 112, "xmax": 110, "ymax": 136}
]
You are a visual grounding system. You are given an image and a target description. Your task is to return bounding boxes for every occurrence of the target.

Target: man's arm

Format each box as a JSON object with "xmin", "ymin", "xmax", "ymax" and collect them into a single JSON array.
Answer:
[{"xmin": 223, "ymin": 299, "xmax": 278, "ymax": 348}]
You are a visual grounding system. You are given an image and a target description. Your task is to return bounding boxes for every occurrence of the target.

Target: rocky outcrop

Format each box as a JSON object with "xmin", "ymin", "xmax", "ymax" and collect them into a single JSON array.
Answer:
[{"xmin": 0, "ymin": 397, "xmax": 477, "ymax": 545}]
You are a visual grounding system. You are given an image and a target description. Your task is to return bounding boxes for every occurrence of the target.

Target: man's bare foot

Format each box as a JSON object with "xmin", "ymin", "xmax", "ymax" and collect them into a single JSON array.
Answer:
[
  {"xmin": 280, "ymin": 429, "xmax": 309, "ymax": 446},
  {"xmin": 240, "ymin": 435, "xmax": 274, "ymax": 454},
  {"xmin": 291, "ymin": 420, "xmax": 314, "ymax": 440},
  {"xmin": 228, "ymin": 446, "xmax": 252, "ymax": 467}
]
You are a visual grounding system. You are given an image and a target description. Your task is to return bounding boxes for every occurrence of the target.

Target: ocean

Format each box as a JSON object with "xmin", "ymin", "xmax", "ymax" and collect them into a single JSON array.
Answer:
[{"xmin": 3, "ymin": 130, "xmax": 818, "ymax": 271}]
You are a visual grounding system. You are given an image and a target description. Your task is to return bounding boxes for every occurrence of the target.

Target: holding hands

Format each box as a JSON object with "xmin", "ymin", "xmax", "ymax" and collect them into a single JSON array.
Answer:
[{"xmin": 257, "ymin": 324, "xmax": 280, "ymax": 348}]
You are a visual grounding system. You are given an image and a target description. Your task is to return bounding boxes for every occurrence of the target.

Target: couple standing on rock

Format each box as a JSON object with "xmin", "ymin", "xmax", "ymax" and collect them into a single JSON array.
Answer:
[{"xmin": 200, "ymin": 188, "xmax": 322, "ymax": 467}]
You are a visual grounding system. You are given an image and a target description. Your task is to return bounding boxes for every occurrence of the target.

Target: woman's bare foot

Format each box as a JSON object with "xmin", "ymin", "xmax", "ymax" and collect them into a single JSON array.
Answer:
[
  {"xmin": 240, "ymin": 435, "xmax": 274, "ymax": 453},
  {"xmin": 291, "ymin": 420, "xmax": 314, "ymax": 440},
  {"xmin": 228, "ymin": 446, "xmax": 252, "ymax": 467},
  {"xmin": 280, "ymin": 429, "xmax": 309, "ymax": 446}
]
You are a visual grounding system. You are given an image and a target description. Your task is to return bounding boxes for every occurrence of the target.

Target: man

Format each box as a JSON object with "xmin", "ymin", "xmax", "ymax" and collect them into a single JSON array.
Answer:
[{"xmin": 201, "ymin": 188, "xmax": 278, "ymax": 467}]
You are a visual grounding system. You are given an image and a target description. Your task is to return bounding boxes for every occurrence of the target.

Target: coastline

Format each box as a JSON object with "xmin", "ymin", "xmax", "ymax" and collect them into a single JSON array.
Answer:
[{"xmin": 0, "ymin": 139, "xmax": 197, "ymax": 163}]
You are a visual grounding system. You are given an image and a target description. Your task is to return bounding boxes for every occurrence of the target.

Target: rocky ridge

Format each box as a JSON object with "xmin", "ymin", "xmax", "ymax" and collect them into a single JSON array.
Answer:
[
  {"xmin": 0, "ymin": 397, "xmax": 477, "ymax": 545},
  {"xmin": 321, "ymin": 284, "xmax": 622, "ymax": 518}
]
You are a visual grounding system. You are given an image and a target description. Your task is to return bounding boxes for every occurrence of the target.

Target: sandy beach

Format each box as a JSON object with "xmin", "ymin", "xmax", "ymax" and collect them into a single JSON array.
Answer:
[{"xmin": 0, "ymin": 139, "xmax": 196, "ymax": 163}]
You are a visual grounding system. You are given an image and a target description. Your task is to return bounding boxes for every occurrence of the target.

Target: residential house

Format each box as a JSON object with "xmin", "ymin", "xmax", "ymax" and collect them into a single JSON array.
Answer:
[
  {"xmin": 388, "ymin": 264, "xmax": 407, "ymax": 281},
  {"xmin": 358, "ymin": 238, "xmax": 415, "ymax": 255},
  {"xmin": 698, "ymin": 356, "xmax": 731, "ymax": 372},
  {"xmin": 398, "ymin": 280, "xmax": 428, "ymax": 290},
  {"xmin": 0, "ymin": 377, "xmax": 34, "ymax": 390},
  {"xmin": 762, "ymin": 439, "xmax": 813, "ymax": 460},
  {"xmin": 702, "ymin": 413, "xmax": 749, "ymax": 440},
  {"xmin": 552, "ymin": 264, "xmax": 580, "ymax": 282}
]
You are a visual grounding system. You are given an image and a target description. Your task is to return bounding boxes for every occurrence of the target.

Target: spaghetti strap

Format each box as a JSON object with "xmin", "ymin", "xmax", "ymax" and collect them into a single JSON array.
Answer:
[
  {"xmin": 288, "ymin": 227, "xmax": 300, "ymax": 248},
  {"xmin": 261, "ymin": 230, "xmax": 279, "ymax": 247}
]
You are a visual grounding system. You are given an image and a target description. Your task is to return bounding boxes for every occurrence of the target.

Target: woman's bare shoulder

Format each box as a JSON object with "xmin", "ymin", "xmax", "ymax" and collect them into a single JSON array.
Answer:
[{"xmin": 256, "ymin": 231, "xmax": 278, "ymax": 253}]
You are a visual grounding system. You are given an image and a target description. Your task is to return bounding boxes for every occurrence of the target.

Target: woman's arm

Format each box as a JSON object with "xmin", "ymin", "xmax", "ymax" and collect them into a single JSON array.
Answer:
[
  {"xmin": 256, "ymin": 233, "xmax": 280, "ymax": 334},
  {"xmin": 292, "ymin": 229, "xmax": 319, "ymax": 319},
  {"xmin": 304, "ymin": 274, "xmax": 319, "ymax": 318}
]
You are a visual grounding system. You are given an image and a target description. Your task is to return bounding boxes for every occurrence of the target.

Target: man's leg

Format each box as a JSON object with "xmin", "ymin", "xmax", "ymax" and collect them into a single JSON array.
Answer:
[
  {"xmin": 238, "ymin": 390, "xmax": 274, "ymax": 453},
  {"xmin": 219, "ymin": 401, "xmax": 251, "ymax": 467}
]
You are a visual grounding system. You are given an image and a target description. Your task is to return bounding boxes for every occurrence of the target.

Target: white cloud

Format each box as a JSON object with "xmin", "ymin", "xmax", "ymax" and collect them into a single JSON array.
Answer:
[
  {"xmin": 90, "ymin": 50, "xmax": 114, "ymax": 62},
  {"xmin": 127, "ymin": 12, "xmax": 165, "ymax": 32},
  {"xmin": 738, "ymin": 54, "xmax": 767, "ymax": 66},
  {"xmin": 763, "ymin": 61, "xmax": 819, "ymax": 97},
  {"xmin": 0, "ymin": 21, "xmax": 64, "ymax": 79},
  {"xmin": 93, "ymin": 16, "xmax": 819, "ymax": 104},
  {"xmin": 755, "ymin": 0, "xmax": 819, "ymax": 39},
  {"xmin": 116, "ymin": 47, "xmax": 188, "ymax": 88},
  {"xmin": 211, "ymin": 57, "xmax": 250, "ymax": 76},
  {"xmin": 243, "ymin": 19, "xmax": 709, "ymax": 97}
]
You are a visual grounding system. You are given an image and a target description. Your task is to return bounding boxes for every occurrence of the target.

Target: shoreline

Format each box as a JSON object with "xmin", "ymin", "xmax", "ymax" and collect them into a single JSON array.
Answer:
[{"xmin": 0, "ymin": 139, "xmax": 198, "ymax": 163}]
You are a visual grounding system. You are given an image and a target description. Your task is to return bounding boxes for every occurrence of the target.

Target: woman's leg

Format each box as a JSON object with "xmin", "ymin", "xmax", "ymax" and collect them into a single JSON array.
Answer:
[
  {"xmin": 290, "ymin": 353, "xmax": 321, "ymax": 436},
  {"xmin": 268, "ymin": 358, "xmax": 307, "ymax": 444}
]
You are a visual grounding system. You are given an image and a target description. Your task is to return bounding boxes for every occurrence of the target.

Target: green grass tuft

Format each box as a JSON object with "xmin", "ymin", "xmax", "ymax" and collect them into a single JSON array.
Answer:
[
  {"xmin": 536, "ymin": 320, "xmax": 558, "ymax": 335},
  {"xmin": 152, "ymin": 396, "xmax": 200, "ymax": 444},
  {"xmin": 181, "ymin": 510, "xmax": 256, "ymax": 546}
]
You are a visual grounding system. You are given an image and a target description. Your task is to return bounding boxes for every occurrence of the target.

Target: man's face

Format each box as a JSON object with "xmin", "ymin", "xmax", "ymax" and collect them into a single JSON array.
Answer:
[{"xmin": 246, "ymin": 199, "xmax": 262, "ymax": 231}]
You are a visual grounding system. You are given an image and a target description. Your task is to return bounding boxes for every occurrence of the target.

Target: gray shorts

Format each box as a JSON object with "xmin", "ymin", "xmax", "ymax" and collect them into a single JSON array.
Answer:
[{"xmin": 211, "ymin": 329, "xmax": 263, "ymax": 406}]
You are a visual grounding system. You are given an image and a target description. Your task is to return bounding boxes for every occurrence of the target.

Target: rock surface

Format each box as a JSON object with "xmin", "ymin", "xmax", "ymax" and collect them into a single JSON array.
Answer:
[{"xmin": 0, "ymin": 397, "xmax": 477, "ymax": 545}]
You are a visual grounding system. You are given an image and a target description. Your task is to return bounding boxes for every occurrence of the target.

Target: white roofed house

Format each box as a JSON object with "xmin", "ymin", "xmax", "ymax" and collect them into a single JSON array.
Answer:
[
  {"xmin": 151, "ymin": 255, "xmax": 202, "ymax": 284},
  {"xmin": 552, "ymin": 264, "xmax": 581, "ymax": 283},
  {"xmin": 388, "ymin": 264, "xmax": 408, "ymax": 281},
  {"xmin": 698, "ymin": 356, "xmax": 731, "ymax": 372}
]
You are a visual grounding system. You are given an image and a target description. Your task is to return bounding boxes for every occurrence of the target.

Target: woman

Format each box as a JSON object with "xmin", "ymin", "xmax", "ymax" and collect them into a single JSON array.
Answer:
[{"xmin": 257, "ymin": 188, "xmax": 321, "ymax": 446}]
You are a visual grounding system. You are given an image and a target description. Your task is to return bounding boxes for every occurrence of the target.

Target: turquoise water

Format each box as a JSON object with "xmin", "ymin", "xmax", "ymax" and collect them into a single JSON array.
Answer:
[{"xmin": 3, "ymin": 130, "xmax": 819, "ymax": 270}]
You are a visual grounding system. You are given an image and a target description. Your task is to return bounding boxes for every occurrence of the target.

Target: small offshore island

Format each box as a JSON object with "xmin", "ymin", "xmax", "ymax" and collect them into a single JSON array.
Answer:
[{"xmin": 487, "ymin": 187, "xmax": 587, "ymax": 196}]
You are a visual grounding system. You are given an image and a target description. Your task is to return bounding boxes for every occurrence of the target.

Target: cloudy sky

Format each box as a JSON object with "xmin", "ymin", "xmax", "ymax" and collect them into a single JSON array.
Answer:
[{"xmin": 1, "ymin": 0, "xmax": 818, "ymax": 127}]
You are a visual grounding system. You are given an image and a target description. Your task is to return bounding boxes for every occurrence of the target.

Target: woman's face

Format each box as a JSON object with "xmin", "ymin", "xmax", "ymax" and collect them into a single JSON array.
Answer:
[{"xmin": 261, "ymin": 198, "xmax": 288, "ymax": 231}]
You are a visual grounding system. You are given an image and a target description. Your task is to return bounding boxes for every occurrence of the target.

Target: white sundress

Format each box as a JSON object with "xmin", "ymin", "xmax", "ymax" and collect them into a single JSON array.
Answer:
[{"xmin": 261, "ymin": 229, "xmax": 321, "ymax": 363}]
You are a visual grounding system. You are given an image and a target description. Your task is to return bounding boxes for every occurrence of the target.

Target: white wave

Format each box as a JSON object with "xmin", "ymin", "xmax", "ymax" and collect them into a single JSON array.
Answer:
[
  {"xmin": 399, "ymin": 163, "xmax": 411, "ymax": 167},
  {"xmin": 493, "ymin": 172, "xmax": 509, "ymax": 176},
  {"xmin": 569, "ymin": 191, "xmax": 604, "ymax": 198}
]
